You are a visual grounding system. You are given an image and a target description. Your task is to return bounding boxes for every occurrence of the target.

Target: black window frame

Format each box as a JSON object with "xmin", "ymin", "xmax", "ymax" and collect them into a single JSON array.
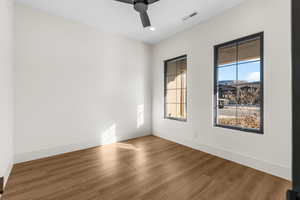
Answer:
[
  {"xmin": 213, "ymin": 32, "xmax": 264, "ymax": 134},
  {"xmin": 164, "ymin": 55, "xmax": 188, "ymax": 122}
]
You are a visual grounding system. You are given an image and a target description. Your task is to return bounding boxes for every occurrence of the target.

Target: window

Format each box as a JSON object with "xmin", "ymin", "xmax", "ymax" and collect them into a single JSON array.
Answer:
[
  {"xmin": 164, "ymin": 55, "xmax": 187, "ymax": 121},
  {"xmin": 214, "ymin": 33, "xmax": 264, "ymax": 133}
]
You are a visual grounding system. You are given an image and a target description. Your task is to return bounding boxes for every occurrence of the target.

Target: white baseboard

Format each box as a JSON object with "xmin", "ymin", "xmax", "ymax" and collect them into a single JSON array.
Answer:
[
  {"xmin": 154, "ymin": 133, "xmax": 291, "ymax": 180},
  {"xmin": 15, "ymin": 133, "xmax": 151, "ymax": 164}
]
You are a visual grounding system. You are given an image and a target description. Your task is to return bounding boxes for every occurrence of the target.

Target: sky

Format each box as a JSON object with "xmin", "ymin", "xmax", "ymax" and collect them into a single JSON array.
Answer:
[{"xmin": 218, "ymin": 60, "xmax": 261, "ymax": 82}]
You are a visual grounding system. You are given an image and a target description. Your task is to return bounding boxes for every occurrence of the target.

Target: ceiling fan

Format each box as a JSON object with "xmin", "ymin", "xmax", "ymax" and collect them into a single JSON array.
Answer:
[{"xmin": 115, "ymin": 0, "xmax": 159, "ymax": 28}]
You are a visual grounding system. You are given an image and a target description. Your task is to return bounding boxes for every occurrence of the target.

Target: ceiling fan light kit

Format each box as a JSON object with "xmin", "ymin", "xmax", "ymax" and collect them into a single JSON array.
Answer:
[{"xmin": 115, "ymin": 0, "xmax": 160, "ymax": 28}]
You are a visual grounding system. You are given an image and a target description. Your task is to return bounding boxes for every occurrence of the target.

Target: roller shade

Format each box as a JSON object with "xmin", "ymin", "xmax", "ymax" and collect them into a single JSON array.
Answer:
[
  {"xmin": 218, "ymin": 44, "xmax": 237, "ymax": 66},
  {"xmin": 238, "ymin": 38, "xmax": 261, "ymax": 62},
  {"xmin": 218, "ymin": 37, "xmax": 261, "ymax": 66}
]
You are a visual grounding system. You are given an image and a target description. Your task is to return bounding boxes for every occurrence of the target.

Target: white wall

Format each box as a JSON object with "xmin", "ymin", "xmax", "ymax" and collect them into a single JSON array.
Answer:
[
  {"xmin": 0, "ymin": 0, "xmax": 14, "ymax": 186},
  {"xmin": 152, "ymin": 0, "xmax": 291, "ymax": 180},
  {"xmin": 15, "ymin": 4, "xmax": 152, "ymax": 163}
]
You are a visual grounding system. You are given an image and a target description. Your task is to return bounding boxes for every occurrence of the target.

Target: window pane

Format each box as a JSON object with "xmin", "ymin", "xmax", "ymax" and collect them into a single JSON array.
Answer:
[
  {"xmin": 217, "ymin": 86, "xmax": 238, "ymax": 127},
  {"xmin": 166, "ymin": 61, "xmax": 177, "ymax": 76},
  {"xmin": 166, "ymin": 89, "xmax": 177, "ymax": 104},
  {"xmin": 238, "ymin": 38, "xmax": 261, "ymax": 63},
  {"xmin": 176, "ymin": 104, "xmax": 186, "ymax": 119},
  {"xmin": 237, "ymin": 61, "xmax": 261, "ymax": 83},
  {"xmin": 176, "ymin": 73, "xmax": 186, "ymax": 89},
  {"xmin": 217, "ymin": 65, "xmax": 237, "ymax": 127},
  {"xmin": 166, "ymin": 75, "xmax": 177, "ymax": 89},
  {"xmin": 236, "ymin": 61, "xmax": 261, "ymax": 130},
  {"xmin": 182, "ymin": 72, "xmax": 187, "ymax": 88},
  {"xmin": 176, "ymin": 88, "xmax": 186, "ymax": 104},
  {"xmin": 177, "ymin": 59, "xmax": 187, "ymax": 75},
  {"xmin": 166, "ymin": 104, "xmax": 177, "ymax": 118},
  {"xmin": 236, "ymin": 105, "xmax": 261, "ymax": 130},
  {"xmin": 218, "ymin": 44, "xmax": 237, "ymax": 66}
]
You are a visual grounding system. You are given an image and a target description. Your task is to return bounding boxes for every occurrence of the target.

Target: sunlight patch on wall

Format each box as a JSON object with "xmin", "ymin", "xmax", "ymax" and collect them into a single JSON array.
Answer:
[
  {"xmin": 137, "ymin": 104, "xmax": 145, "ymax": 128},
  {"xmin": 101, "ymin": 124, "xmax": 117, "ymax": 145}
]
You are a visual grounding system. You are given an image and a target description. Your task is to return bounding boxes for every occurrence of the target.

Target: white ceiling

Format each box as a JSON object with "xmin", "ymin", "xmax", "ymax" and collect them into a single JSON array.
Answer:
[{"xmin": 16, "ymin": 0, "xmax": 246, "ymax": 44}]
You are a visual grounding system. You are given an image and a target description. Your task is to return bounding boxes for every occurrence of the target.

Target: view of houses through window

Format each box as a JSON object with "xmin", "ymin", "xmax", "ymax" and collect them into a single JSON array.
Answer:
[
  {"xmin": 164, "ymin": 56, "xmax": 187, "ymax": 121},
  {"xmin": 215, "ymin": 33, "xmax": 263, "ymax": 133}
]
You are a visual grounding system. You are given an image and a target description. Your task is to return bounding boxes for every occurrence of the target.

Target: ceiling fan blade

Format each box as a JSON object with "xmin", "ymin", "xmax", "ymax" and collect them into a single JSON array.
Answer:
[
  {"xmin": 140, "ymin": 12, "xmax": 151, "ymax": 28},
  {"xmin": 147, "ymin": 0, "xmax": 159, "ymax": 4},
  {"xmin": 115, "ymin": 0, "xmax": 133, "ymax": 4}
]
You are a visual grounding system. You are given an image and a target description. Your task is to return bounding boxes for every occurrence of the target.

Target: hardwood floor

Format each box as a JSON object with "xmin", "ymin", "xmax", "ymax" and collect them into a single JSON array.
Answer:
[{"xmin": 3, "ymin": 136, "xmax": 291, "ymax": 200}]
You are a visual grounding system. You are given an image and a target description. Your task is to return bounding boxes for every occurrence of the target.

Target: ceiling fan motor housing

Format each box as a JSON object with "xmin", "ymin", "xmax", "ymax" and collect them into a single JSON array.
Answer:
[{"xmin": 134, "ymin": 0, "xmax": 148, "ymax": 13}]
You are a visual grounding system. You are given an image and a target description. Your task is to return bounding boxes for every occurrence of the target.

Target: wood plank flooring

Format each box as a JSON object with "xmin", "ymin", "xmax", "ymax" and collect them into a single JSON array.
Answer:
[{"xmin": 2, "ymin": 136, "xmax": 291, "ymax": 200}]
